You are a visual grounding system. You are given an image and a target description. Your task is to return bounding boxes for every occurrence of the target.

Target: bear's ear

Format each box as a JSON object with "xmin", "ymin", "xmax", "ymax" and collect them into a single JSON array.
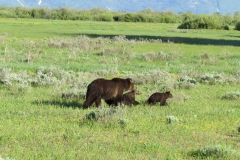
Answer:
[
  {"xmin": 127, "ymin": 78, "xmax": 132, "ymax": 82},
  {"xmin": 166, "ymin": 91, "xmax": 170, "ymax": 94}
]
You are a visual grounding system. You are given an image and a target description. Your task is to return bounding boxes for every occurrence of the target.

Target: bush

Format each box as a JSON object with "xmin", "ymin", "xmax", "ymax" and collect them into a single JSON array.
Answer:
[
  {"xmin": 222, "ymin": 25, "xmax": 229, "ymax": 30},
  {"xmin": 33, "ymin": 67, "xmax": 59, "ymax": 87},
  {"xmin": 235, "ymin": 22, "xmax": 240, "ymax": 31},
  {"xmin": 178, "ymin": 14, "xmax": 223, "ymax": 29},
  {"xmin": 222, "ymin": 91, "xmax": 240, "ymax": 100},
  {"xmin": 15, "ymin": 6, "xmax": 32, "ymax": 18},
  {"xmin": 189, "ymin": 144, "xmax": 240, "ymax": 159},
  {"xmin": 142, "ymin": 51, "xmax": 175, "ymax": 61},
  {"xmin": 200, "ymin": 73, "xmax": 225, "ymax": 85},
  {"xmin": 0, "ymin": 7, "xmax": 17, "ymax": 18},
  {"xmin": 0, "ymin": 155, "xmax": 14, "ymax": 160},
  {"xmin": 118, "ymin": 118, "xmax": 129, "ymax": 129},
  {"xmin": 85, "ymin": 108, "xmax": 118, "ymax": 121},
  {"xmin": 0, "ymin": 67, "xmax": 31, "ymax": 93},
  {"xmin": 177, "ymin": 76, "xmax": 198, "ymax": 89},
  {"xmin": 124, "ymin": 70, "xmax": 176, "ymax": 91},
  {"xmin": 94, "ymin": 14, "xmax": 113, "ymax": 22},
  {"xmin": 61, "ymin": 82, "xmax": 88, "ymax": 100},
  {"xmin": 166, "ymin": 115, "xmax": 179, "ymax": 124},
  {"xmin": 122, "ymin": 13, "xmax": 135, "ymax": 22},
  {"xmin": 81, "ymin": 107, "xmax": 128, "ymax": 129}
]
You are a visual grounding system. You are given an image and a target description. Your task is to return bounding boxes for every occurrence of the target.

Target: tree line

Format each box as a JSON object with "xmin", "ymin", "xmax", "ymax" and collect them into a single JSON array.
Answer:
[{"xmin": 1, "ymin": 6, "xmax": 240, "ymax": 30}]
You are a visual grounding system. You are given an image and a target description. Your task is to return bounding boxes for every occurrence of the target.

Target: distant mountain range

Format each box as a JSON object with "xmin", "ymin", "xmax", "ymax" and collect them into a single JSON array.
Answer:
[{"xmin": 1, "ymin": 0, "xmax": 240, "ymax": 15}]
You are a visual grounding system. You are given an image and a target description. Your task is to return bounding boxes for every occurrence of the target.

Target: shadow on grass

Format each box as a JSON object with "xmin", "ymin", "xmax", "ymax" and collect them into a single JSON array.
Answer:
[
  {"xmin": 226, "ymin": 35, "xmax": 240, "ymax": 38},
  {"xmin": 56, "ymin": 32, "xmax": 240, "ymax": 46},
  {"xmin": 33, "ymin": 99, "xmax": 83, "ymax": 109}
]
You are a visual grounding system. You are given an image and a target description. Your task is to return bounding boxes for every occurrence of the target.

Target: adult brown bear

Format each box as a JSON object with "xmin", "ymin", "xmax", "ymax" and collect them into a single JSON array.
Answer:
[
  {"xmin": 82, "ymin": 78, "xmax": 135, "ymax": 109},
  {"xmin": 146, "ymin": 91, "xmax": 173, "ymax": 106}
]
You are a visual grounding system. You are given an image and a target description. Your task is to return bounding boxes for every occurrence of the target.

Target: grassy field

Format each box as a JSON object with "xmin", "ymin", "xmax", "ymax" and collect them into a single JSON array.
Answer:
[{"xmin": 0, "ymin": 18, "xmax": 240, "ymax": 159}]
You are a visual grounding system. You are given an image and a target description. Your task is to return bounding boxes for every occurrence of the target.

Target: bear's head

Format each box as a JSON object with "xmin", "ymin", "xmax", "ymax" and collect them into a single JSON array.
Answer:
[{"xmin": 165, "ymin": 91, "xmax": 173, "ymax": 98}]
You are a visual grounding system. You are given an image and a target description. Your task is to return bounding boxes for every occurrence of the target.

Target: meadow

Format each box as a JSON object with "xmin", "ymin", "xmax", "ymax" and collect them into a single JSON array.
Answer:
[{"xmin": 0, "ymin": 18, "xmax": 240, "ymax": 159}]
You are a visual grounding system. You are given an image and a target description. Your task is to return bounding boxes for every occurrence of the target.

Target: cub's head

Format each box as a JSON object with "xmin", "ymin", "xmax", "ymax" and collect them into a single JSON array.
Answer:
[
  {"xmin": 165, "ymin": 91, "xmax": 173, "ymax": 98},
  {"xmin": 133, "ymin": 86, "xmax": 141, "ymax": 95}
]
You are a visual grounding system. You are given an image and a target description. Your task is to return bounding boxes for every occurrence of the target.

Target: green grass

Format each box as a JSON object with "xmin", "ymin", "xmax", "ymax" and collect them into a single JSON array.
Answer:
[
  {"xmin": 0, "ymin": 85, "xmax": 239, "ymax": 159},
  {"xmin": 0, "ymin": 18, "xmax": 240, "ymax": 159},
  {"xmin": 0, "ymin": 18, "xmax": 239, "ymax": 73}
]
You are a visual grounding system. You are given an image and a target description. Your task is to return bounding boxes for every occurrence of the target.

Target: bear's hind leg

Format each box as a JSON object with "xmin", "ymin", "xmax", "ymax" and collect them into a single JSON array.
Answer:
[
  {"xmin": 95, "ymin": 97, "xmax": 102, "ymax": 108},
  {"xmin": 82, "ymin": 95, "xmax": 99, "ymax": 109},
  {"xmin": 150, "ymin": 101, "xmax": 157, "ymax": 105}
]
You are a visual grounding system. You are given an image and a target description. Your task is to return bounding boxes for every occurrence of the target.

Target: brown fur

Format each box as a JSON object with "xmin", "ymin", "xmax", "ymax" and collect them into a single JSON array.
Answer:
[
  {"xmin": 105, "ymin": 86, "xmax": 141, "ymax": 107},
  {"xmin": 82, "ymin": 78, "xmax": 135, "ymax": 109},
  {"xmin": 146, "ymin": 91, "xmax": 173, "ymax": 106},
  {"xmin": 121, "ymin": 87, "xmax": 141, "ymax": 106}
]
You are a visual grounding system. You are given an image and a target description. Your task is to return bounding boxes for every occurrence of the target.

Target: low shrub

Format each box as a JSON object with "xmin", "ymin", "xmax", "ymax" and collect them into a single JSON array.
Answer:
[
  {"xmin": 85, "ymin": 108, "xmax": 118, "ymax": 121},
  {"xmin": 222, "ymin": 91, "xmax": 240, "ymax": 100},
  {"xmin": 47, "ymin": 35, "xmax": 106, "ymax": 52},
  {"xmin": 0, "ymin": 155, "xmax": 14, "ymax": 160},
  {"xmin": 166, "ymin": 115, "xmax": 179, "ymax": 124},
  {"xmin": 61, "ymin": 82, "xmax": 88, "ymax": 100},
  {"xmin": 199, "ymin": 73, "xmax": 225, "ymax": 85},
  {"xmin": 33, "ymin": 67, "xmax": 60, "ymax": 87},
  {"xmin": 0, "ymin": 67, "xmax": 31, "ymax": 93},
  {"xmin": 124, "ymin": 70, "xmax": 176, "ymax": 91},
  {"xmin": 189, "ymin": 144, "xmax": 240, "ymax": 159},
  {"xmin": 93, "ymin": 68, "xmax": 119, "ymax": 77},
  {"xmin": 142, "ymin": 51, "xmax": 175, "ymax": 61},
  {"xmin": 82, "ymin": 107, "xmax": 127, "ymax": 129},
  {"xmin": 177, "ymin": 76, "xmax": 198, "ymax": 89},
  {"xmin": 118, "ymin": 118, "xmax": 129, "ymax": 129}
]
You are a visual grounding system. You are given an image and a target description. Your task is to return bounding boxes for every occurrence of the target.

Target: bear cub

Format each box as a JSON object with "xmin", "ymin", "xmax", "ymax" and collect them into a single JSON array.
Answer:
[
  {"xmin": 105, "ymin": 86, "xmax": 141, "ymax": 107},
  {"xmin": 146, "ymin": 91, "xmax": 173, "ymax": 106},
  {"xmin": 121, "ymin": 87, "xmax": 141, "ymax": 106}
]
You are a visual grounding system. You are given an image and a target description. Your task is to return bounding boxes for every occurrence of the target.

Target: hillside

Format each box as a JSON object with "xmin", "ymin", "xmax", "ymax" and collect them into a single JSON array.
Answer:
[{"xmin": 0, "ymin": 0, "xmax": 240, "ymax": 14}]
